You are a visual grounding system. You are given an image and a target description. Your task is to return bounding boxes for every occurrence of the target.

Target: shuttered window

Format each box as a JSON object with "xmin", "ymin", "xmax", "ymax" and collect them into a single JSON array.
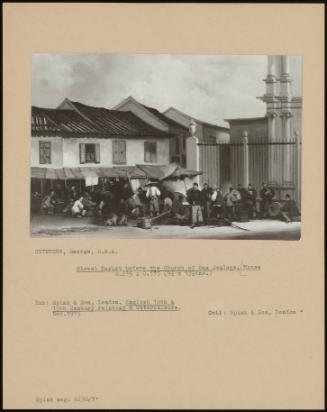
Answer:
[
  {"xmin": 95, "ymin": 144, "xmax": 100, "ymax": 163},
  {"xmin": 39, "ymin": 141, "xmax": 51, "ymax": 164},
  {"xmin": 79, "ymin": 143, "xmax": 100, "ymax": 164},
  {"xmin": 144, "ymin": 141, "xmax": 157, "ymax": 163},
  {"xmin": 112, "ymin": 140, "xmax": 126, "ymax": 164}
]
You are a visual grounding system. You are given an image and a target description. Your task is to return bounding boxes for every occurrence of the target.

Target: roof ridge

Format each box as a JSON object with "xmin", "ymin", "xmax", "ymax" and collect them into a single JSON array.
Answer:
[
  {"xmin": 164, "ymin": 106, "xmax": 229, "ymax": 130},
  {"xmin": 112, "ymin": 96, "xmax": 169, "ymax": 129},
  {"xmin": 63, "ymin": 99, "xmax": 103, "ymax": 131}
]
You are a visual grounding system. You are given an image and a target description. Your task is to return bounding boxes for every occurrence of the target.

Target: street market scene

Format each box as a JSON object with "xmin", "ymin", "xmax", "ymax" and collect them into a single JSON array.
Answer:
[{"xmin": 31, "ymin": 54, "xmax": 302, "ymax": 239}]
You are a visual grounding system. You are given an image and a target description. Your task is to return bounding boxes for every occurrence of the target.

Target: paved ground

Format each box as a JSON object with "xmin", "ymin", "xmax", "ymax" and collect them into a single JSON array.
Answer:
[{"xmin": 30, "ymin": 214, "xmax": 301, "ymax": 240}]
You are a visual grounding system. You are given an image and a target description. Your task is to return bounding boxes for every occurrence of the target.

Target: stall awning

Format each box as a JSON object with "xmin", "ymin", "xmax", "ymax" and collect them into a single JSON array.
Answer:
[
  {"xmin": 31, "ymin": 166, "xmax": 147, "ymax": 180},
  {"xmin": 136, "ymin": 164, "xmax": 202, "ymax": 181}
]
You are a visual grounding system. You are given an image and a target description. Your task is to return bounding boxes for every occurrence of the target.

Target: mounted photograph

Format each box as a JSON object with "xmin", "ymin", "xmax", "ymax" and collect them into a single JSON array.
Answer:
[{"xmin": 30, "ymin": 54, "xmax": 302, "ymax": 239}]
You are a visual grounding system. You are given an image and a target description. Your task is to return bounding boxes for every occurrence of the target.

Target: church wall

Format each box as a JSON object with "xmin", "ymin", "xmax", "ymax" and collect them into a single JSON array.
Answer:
[{"xmin": 229, "ymin": 120, "xmax": 268, "ymax": 143}]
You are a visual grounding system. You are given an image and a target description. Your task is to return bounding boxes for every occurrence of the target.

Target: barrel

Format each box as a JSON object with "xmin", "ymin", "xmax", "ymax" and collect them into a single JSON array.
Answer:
[
  {"xmin": 268, "ymin": 202, "xmax": 282, "ymax": 217},
  {"xmin": 141, "ymin": 217, "xmax": 152, "ymax": 229},
  {"xmin": 235, "ymin": 202, "xmax": 250, "ymax": 222}
]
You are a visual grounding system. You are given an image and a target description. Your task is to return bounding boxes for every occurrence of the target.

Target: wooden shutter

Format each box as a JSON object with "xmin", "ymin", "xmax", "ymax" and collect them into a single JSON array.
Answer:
[
  {"xmin": 39, "ymin": 141, "xmax": 51, "ymax": 164},
  {"xmin": 145, "ymin": 141, "xmax": 157, "ymax": 163},
  {"xmin": 119, "ymin": 141, "xmax": 126, "ymax": 164},
  {"xmin": 151, "ymin": 142, "xmax": 157, "ymax": 163},
  {"xmin": 175, "ymin": 137, "xmax": 180, "ymax": 155},
  {"xmin": 113, "ymin": 140, "xmax": 126, "ymax": 164},
  {"xmin": 95, "ymin": 143, "xmax": 100, "ymax": 163},
  {"xmin": 113, "ymin": 141, "xmax": 119, "ymax": 164},
  {"xmin": 80, "ymin": 143, "xmax": 86, "ymax": 164},
  {"xmin": 144, "ymin": 142, "xmax": 150, "ymax": 163}
]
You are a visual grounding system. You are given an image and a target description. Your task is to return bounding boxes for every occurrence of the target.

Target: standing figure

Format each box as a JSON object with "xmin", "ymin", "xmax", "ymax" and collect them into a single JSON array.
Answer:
[
  {"xmin": 98, "ymin": 189, "xmax": 116, "ymax": 217},
  {"xmin": 260, "ymin": 182, "xmax": 275, "ymax": 218},
  {"xmin": 187, "ymin": 182, "xmax": 203, "ymax": 228},
  {"xmin": 146, "ymin": 182, "xmax": 161, "ymax": 217},
  {"xmin": 211, "ymin": 185, "xmax": 224, "ymax": 220},
  {"xmin": 171, "ymin": 194, "xmax": 190, "ymax": 225},
  {"xmin": 237, "ymin": 183, "xmax": 247, "ymax": 202},
  {"xmin": 117, "ymin": 181, "xmax": 134, "ymax": 223},
  {"xmin": 201, "ymin": 183, "xmax": 212, "ymax": 223},
  {"xmin": 224, "ymin": 187, "xmax": 237, "ymax": 220},
  {"xmin": 247, "ymin": 183, "xmax": 258, "ymax": 218}
]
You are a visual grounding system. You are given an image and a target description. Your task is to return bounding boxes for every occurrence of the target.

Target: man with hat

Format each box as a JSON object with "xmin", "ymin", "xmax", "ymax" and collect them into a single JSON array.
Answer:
[
  {"xmin": 201, "ymin": 183, "xmax": 213, "ymax": 224},
  {"xmin": 187, "ymin": 182, "xmax": 204, "ymax": 228},
  {"xmin": 211, "ymin": 184, "xmax": 224, "ymax": 221},
  {"xmin": 145, "ymin": 181, "xmax": 161, "ymax": 217},
  {"xmin": 260, "ymin": 182, "xmax": 275, "ymax": 218}
]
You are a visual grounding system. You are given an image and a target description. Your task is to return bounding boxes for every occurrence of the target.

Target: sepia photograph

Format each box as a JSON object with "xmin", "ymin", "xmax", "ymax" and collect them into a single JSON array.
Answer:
[
  {"xmin": 5, "ymin": 4, "xmax": 324, "ymax": 410},
  {"xmin": 30, "ymin": 54, "xmax": 302, "ymax": 239}
]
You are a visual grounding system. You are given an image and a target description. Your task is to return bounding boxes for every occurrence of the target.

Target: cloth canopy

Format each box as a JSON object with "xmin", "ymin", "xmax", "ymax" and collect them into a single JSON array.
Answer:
[
  {"xmin": 31, "ymin": 166, "xmax": 147, "ymax": 180},
  {"xmin": 31, "ymin": 164, "xmax": 201, "ymax": 182},
  {"xmin": 136, "ymin": 164, "xmax": 202, "ymax": 181}
]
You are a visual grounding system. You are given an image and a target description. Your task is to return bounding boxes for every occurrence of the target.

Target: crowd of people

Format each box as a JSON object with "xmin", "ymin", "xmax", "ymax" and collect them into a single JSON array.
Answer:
[
  {"xmin": 185, "ymin": 181, "xmax": 300, "ymax": 227},
  {"xmin": 34, "ymin": 179, "xmax": 300, "ymax": 227}
]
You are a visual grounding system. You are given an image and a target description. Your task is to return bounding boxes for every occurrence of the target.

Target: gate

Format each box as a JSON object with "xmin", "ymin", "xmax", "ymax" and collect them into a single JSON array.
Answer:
[{"xmin": 198, "ymin": 139, "xmax": 301, "ymax": 208}]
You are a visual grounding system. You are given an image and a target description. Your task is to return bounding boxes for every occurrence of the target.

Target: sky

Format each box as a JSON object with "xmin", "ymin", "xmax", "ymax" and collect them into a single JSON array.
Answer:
[{"xmin": 32, "ymin": 54, "xmax": 302, "ymax": 127}]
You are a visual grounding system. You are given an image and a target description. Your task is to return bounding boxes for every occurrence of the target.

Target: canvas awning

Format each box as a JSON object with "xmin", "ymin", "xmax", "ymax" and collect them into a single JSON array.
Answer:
[
  {"xmin": 136, "ymin": 164, "xmax": 202, "ymax": 181},
  {"xmin": 31, "ymin": 166, "xmax": 147, "ymax": 180},
  {"xmin": 168, "ymin": 166, "xmax": 202, "ymax": 179}
]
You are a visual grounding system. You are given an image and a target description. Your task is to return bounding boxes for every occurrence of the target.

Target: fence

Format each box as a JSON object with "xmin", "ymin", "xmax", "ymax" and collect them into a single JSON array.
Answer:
[{"xmin": 198, "ymin": 139, "xmax": 301, "ymax": 208}]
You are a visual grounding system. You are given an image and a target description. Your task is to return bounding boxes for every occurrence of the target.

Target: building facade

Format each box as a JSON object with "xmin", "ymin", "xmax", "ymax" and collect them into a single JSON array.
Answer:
[
  {"xmin": 187, "ymin": 55, "xmax": 302, "ymax": 208},
  {"xmin": 31, "ymin": 100, "xmax": 172, "ymax": 194},
  {"xmin": 113, "ymin": 96, "xmax": 189, "ymax": 167},
  {"xmin": 163, "ymin": 106, "xmax": 230, "ymax": 187}
]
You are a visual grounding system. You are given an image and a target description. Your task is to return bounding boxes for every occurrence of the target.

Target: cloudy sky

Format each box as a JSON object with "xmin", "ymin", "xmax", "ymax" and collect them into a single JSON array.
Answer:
[{"xmin": 32, "ymin": 54, "xmax": 302, "ymax": 126}]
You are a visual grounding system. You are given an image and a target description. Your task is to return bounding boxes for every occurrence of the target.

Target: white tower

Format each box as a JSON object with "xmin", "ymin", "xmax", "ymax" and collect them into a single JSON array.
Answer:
[{"xmin": 259, "ymin": 55, "xmax": 295, "ymax": 191}]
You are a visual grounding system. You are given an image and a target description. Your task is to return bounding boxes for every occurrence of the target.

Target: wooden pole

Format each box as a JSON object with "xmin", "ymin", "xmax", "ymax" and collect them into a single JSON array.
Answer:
[
  {"xmin": 243, "ymin": 131, "xmax": 249, "ymax": 188},
  {"xmin": 295, "ymin": 130, "xmax": 301, "ymax": 209}
]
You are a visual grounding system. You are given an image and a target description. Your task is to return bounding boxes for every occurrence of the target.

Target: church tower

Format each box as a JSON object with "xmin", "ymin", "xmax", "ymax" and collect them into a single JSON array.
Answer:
[{"xmin": 259, "ymin": 55, "xmax": 299, "ymax": 198}]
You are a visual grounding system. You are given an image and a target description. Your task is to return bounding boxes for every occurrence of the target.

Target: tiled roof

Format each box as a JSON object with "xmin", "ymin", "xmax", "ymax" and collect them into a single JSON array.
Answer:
[
  {"xmin": 142, "ymin": 104, "xmax": 189, "ymax": 132},
  {"xmin": 70, "ymin": 101, "xmax": 171, "ymax": 137},
  {"xmin": 32, "ymin": 107, "xmax": 100, "ymax": 136},
  {"xmin": 32, "ymin": 101, "xmax": 172, "ymax": 138}
]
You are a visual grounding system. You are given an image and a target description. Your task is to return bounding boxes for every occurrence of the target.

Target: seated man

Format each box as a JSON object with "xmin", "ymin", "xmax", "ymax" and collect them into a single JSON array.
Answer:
[
  {"xmin": 71, "ymin": 196, "xmax": 86, "ymax": 218},
  {"xmin": 63, "ymin": 185, "xmax": 80, "ymax": 214},
  {"xmin": 130, "ymin": 187, "xmax": 146, "ymax": 218},
  {"xmin": 41, "ymin": 191, "xmax": 56, "ymax": 214},
  {"xmin": 82, "ymin": 192, "xmax": 97, "ymax": 216},
  {"xmin": 171, "ymin": 194, "xmax": 190, "ymax": 225},
  {"xmin": 280, "ymin": 194, "xmax": 300, "ymax": 223},
  {"xmin": 161, "ymin": 187, "xmax": 175, "ymax": 213}
]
